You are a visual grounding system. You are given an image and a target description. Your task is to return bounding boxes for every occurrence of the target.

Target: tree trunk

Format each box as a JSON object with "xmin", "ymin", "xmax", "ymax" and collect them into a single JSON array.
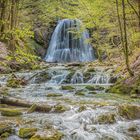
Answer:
[{"xmin": 122, "ymin": 0, "xmax": 134, "ymax": 76}]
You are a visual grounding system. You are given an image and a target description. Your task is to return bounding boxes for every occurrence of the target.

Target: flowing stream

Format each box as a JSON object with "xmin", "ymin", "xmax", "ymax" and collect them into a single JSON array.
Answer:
[{"xmin": 0, "ymin": 63, "xmax": 140, "ymax": 140}]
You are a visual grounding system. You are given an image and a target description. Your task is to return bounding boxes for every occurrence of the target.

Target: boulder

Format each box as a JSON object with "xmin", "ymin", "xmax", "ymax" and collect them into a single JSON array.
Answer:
[{"xmin": 19, "ymin": 128, "xmax": 37, "ymax": 138}]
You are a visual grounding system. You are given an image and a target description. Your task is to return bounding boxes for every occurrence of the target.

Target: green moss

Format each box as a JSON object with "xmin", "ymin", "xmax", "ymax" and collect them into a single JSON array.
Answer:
[
  {"xmin": 78, "ymin": 106, "xmax": 87, "ymax": 112},
  {"xmin": 88, "ymin": 91, "xmax": 97, "ymax": 95},
  {"xmin": 1, "ymin": 132, "xmax": 10, "ymax": 138},
  {"xmin": 75, "ymin": 91, "xmax": 85, "ymax": 96},
  {"xmin": 0, "ymin": 108, "xmax": 22, "ymax": 116},
  {"xmin": 30, "ymin": 131, "xmax": 63, "ymax": 140},
  {"xmin": 27, "ymin": 104, "xmax": 37, "ymax": 113},
  {"xmin": 85, "ymin": 85, "xmax": 95, "ymax": 91},
  {"xmin": 118, "ymin": 104, "xmax": 140, "ymax": 119},
  {"xmin": 97, "ymin": 113, "xmax": 116, "ymax": 124},
  {"xmin": 54, "ymin": 104, "xmax": 69, "ymax": 113},
  {"xmin": 61, "ymin": 85, "xmax": 75, "ymax": 91},
  {"xmin": 47, "ymin": 93, "xmax": 63, "ymax": 97},
  {"xmin": 19, "ymin": 128, "xmax": 37, "ymax": 138},
  {"xmin": 0, "ymin": 123, "xmax": 12, "ymax": 135}
]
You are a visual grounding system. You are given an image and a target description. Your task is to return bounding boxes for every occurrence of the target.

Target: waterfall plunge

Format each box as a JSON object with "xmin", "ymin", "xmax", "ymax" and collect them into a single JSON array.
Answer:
[{"xmin": 45, "ymin": 19, "xmax": 95, "ymax": 63}]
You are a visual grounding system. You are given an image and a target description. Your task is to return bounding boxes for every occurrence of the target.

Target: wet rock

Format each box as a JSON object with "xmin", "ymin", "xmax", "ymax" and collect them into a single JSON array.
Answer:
[
  {"xmin": 83, "ymin": 72, "xmax": 91, "ymax": 81},
  {"xmin": 34, "ymin": 71, "xmax": 51, "ymax": 83},
  {"xmin": 95, "ymin": 86, "xmax": 105, "ymax": 90},
  {"xmin": 75, "ymin": 91, "xmax": 85, "ymax": 96},
  {"xmin": 53, "ymin": 104, "xmax": 69, "ymax": 113},
  {"xmin": 0, "ymin": 122, "xmax": 12, "ymax": 135},
  {"xmin": 47, "ymin": 93, "xmax": 63, "ymax": 97},
  {"xmin": 97, "ymin": 113, "xmax": 116, "ymax": 124},
  {"xmin": 27, "ymin": 104, "xmax": 37, "ymax": 113},
  {"xmin": 78, "ymin": 105, "xmax": 87, "ymax": 112},
  {"xmin": 118, "ymin": 104, "xmax": 140, "ymax": 119},
  {"xmin": 7, "ymin": 74, "xmax": 27, "ymax": 88},
  {"xmin": 0, "ymin": 108, "xmax": 22, "ymax": 116},
  {"xmin": 85, "ymin": 67, "xmax": 95, "ymax": 73},
  {"xmin": 1, "ymin": 132, "xmax": 10, "ymax": 139},
  {"xmin": 88, "ymin": 91, "xmax": 97, "ymax": 94},
  {"xmin": 0, "ymin": 87, "xmax": 9, "ymax": 95},
  {"xmin": 30, "ymin": 129, "xmax": 63, "ymax": 140},
  {"xmin": 18, "ymin": 128, "xmax": 37, "ymax": 138},
  {"xmin": 128, "ymin": 125, "xmax": 138, "ymax": 132},
  {"xmin": 61, "ymin": 85, "xmax": 75, "ymax": 91},
  {"xmin": 85, "ymin": 85, "xmax": 95, "ymax": 91}
]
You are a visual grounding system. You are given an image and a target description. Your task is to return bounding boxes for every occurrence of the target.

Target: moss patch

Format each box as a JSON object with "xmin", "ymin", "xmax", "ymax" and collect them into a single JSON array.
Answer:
[
  {"xmin": 118, "ymin": 104, "xmax": 140, "ymax": 119},
  {"xmin": 19, "ymin": 128, "xmax": 37, "ymax": 138},
  {"xmin": 47, "ymin": 93, "xmax": 63, "ymax": 97},
  {"xmin": 53, "ymin": 104, "xmax": 69, "ymax": 113},
  {"xmin": 0, "ymin": 108, "xmax": 22, "ymax": 116},
  {"xmin": 61, "ymin": 85, "xmax": 75, "ymax": 91},
  {"xmin": 97, "ymin": 113, "xmax": 116, "ymax": 124}
]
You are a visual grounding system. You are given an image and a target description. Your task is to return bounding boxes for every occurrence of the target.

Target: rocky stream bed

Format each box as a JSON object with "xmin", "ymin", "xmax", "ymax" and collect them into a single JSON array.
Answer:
[{"xmin": 0, "ymin": 63, "xmax": 140, "ymax": 140}]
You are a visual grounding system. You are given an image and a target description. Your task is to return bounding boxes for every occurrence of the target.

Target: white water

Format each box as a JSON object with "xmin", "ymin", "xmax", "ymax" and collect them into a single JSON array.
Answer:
[{"xmin": 45, "ymin": 19, "xmax": 95, "ymax": 63}]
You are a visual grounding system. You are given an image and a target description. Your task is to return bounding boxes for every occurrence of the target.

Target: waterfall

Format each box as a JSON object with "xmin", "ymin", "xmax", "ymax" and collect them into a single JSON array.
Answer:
[{"xmin": 45, "ymin": 19, "xmax": 95, "ymax": 63}]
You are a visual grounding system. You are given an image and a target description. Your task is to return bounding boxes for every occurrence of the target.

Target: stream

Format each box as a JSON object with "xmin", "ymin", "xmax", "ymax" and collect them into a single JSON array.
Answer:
[{"xmin": 0, "ymin": 63, "xmax": 140, "ymax": 140}]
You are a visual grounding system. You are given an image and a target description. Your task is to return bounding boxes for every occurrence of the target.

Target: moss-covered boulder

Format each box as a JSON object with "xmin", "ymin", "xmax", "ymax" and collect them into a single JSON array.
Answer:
[
  {"xmin": 61, "ymin": 85, "xmax": 75, "ymax": 91},
  {"xmin": 118, "ymin": 104, "xmax": 140, "ymax": 119},
  {"xmin": 85, "ymin": 85, "xmax": 95, "ymax": 91},
  {"xmin": 53, "ymin": 104, "xmax": 69, "ymax": 113},
  {"xmin": 97, "ymin": 113, "xmax": 116, "ymax": 124},
  {"xmin": 47, "ymin": 93, "xmax": 63, "ymax": 97},
  {"xmin": 0, "ymin": 108, "xmax": 22, "ymax": 116},
  {"xmin": 75, "ymin": 91, "xmax": 85, "ymax": 96},
  {"xmin": 0, "ymin": 123, "xmax": 12, "ymax": 135},
  {"xmin": 30, "ymin": 130, "xmax": 63, "ymax": 140},
  {"xmin": 19, "ymin": 128, "xmax": 37, "ymax": 138}
]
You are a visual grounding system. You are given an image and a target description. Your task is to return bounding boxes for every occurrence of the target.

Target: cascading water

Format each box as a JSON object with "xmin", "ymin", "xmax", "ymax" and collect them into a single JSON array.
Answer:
[{"xmin": 45, "ymin": 19, "xmax": 95, "ymax": 63}]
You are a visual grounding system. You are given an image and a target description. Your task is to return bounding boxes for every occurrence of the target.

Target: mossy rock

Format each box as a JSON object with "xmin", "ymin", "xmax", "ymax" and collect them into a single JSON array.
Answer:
[
  {"xmin": 118, "ymin": 104, "xmax": 140, "ymax": 119},
  {"xmin": 54, "ymin": 104, "xmax": 69, "ymax": 113},
  {"xmin": 34, "ymin": 71, "xmax": 51, "ymax": 83},
  {"xmin": 47, "ymin": 93, "xmax": 63, "ymax": 97},
  {"xmin": 95, "ymin": 86, "xmax": 105, "ymax": 90},
  {"xmin": 19, "ymin": 128, "xmax": 37, "ymax": 138},
  {"xmin": 78, "ymin": 106, "xmax": 87, "ymax": 112},
  {"xmin": 0, "ymin": 87, "xmax": 9, "ymax": 95},
  {"xmin": 85, "ymin": 68, "xmax": 95, "ymax": 73},
  {"xmin": 75, "ymin": 91, "xmax": 85, "ymax": 96},
  {"xmin": 0, "ymin": 108, "xmax": 22, "ymax": 116},
  {"xmin": 88, "ymin": 91, "xmax": 97, "ymax": 95},
  {"xmin": 85, "ymin": 85, "xmax": 95, "ymax": 91},
  {"xmin": 0, "ymin": 123, "xmax": 12, "ymax": 135},
  {"xmin": 61, "ymin": 85, "xmax": 75, "ymax": 91},
  {"xmin": 97, "ymin": 113, "xmax": 116, "ymax": 124},
  {"xmin": 27, "ymin": 104, "xmax": 37, "ymax": 113},
  {"xmin": 30, "ymin": 130, "xmax": 63, "ymax": 140},
  {"xmin": 1, "ymin": 132, "xmax": 10, "ymax": 138}
]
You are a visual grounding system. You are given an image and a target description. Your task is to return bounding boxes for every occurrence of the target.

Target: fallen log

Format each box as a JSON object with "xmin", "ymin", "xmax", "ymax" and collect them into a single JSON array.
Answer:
[{"xmin": 0, "ymin": 96, "xmax": 52, "ymax": 113}]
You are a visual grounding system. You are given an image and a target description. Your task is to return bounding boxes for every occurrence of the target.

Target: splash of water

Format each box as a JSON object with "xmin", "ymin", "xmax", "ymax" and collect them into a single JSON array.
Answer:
[{"xmin": 45, "ymin": 19, "xmax": 95, "ymax": 63}]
